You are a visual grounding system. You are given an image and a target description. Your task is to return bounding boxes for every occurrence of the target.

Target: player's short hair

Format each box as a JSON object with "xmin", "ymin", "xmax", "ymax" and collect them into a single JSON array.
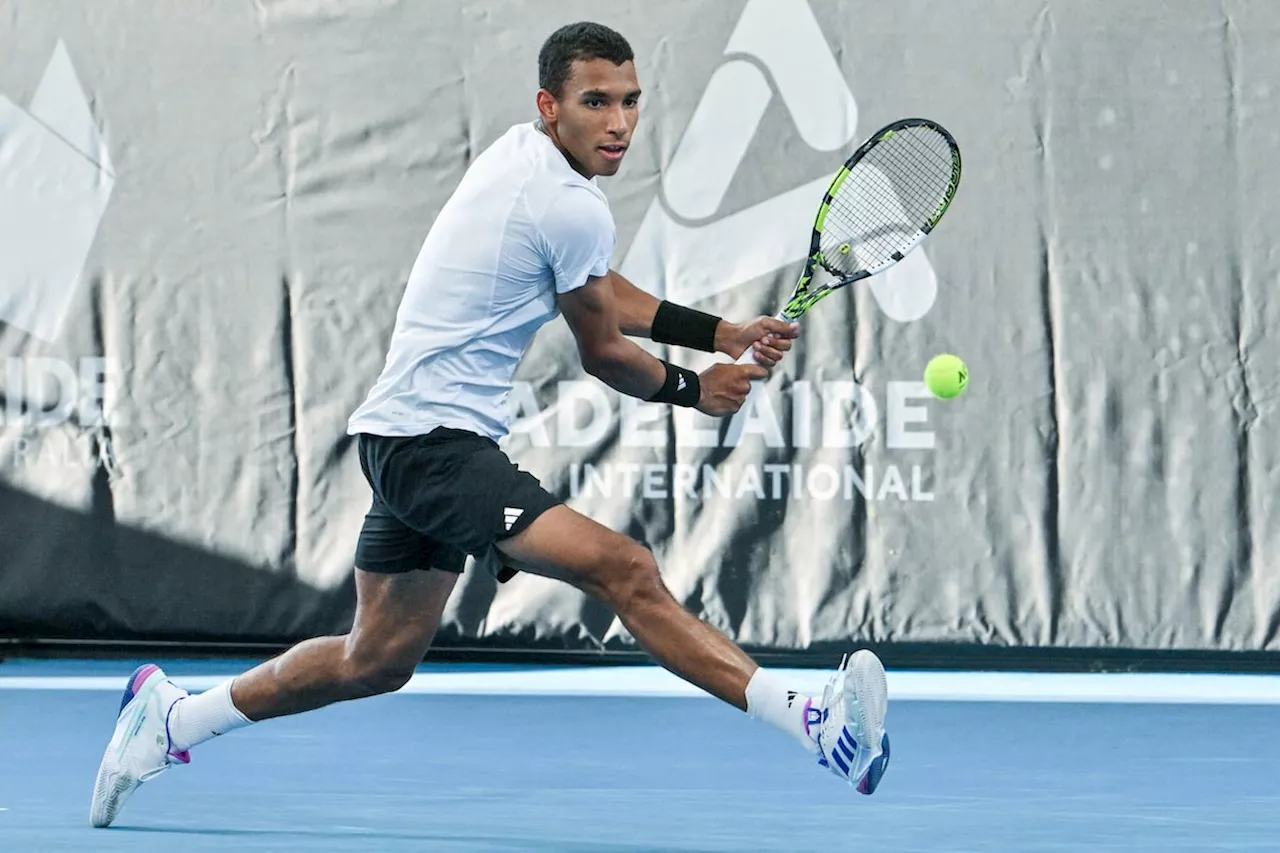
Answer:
[{"xmin": 538, "ymin": 22, "xmax": 634, "ymax": 98}]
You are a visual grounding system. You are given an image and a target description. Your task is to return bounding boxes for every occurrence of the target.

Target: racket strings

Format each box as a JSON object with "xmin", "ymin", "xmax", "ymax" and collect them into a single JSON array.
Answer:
[{"xmin": 821, "ymin": 126, "xmax": 955, "ymax": 275}]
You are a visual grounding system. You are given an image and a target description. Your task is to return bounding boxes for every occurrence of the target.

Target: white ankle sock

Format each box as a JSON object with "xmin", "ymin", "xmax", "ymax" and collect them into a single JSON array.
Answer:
[
  {"xmin": 167, "ymin": 678, "xmax": 254, "ymax": 752},
  {"xmin": 745, "ymin": 668, "xmax": 819, "ymax": 754}
]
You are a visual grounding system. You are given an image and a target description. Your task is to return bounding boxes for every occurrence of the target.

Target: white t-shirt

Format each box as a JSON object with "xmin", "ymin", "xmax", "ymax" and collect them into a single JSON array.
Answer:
[{"xmin": 347, "ymin": 122, "xmax": 616, "ymax": 441}]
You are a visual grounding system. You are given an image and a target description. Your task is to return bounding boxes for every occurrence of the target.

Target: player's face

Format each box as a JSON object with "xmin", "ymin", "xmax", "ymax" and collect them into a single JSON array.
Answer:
[{"xmin": 543, "ymin": 58, "xmax": 641, "ymax": 178}]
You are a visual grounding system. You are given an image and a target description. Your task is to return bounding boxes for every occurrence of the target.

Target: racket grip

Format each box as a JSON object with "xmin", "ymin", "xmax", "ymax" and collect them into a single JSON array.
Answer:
[{"xmin": 733, "ymin": 311, "xmax": 793, "ymax": 366}]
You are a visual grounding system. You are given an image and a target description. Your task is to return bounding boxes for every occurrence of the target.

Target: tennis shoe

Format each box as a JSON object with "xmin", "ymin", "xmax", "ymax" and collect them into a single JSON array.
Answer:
[
  {"xmin": 90, "ymin": 664, "xmax": 191, "ymax": 827},
  {"xmin": 809, "ymin": 649, "xmax": 890, "ymax": 795}
]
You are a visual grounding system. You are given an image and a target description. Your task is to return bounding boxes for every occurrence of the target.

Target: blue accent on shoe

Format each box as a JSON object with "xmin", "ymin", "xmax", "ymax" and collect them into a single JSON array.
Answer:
[
  {"xmin": 118, "ymin": 664, "xmax": 157, "ymax": 717},
  {"xmin": 857, "ymin": 732, "xmax": 891, "ymax": 795}
]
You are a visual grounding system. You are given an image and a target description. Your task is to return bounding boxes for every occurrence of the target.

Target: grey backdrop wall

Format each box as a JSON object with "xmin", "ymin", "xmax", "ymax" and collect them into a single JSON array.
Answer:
[{"xmin": 3, "ymin": 0, "xmax": 1278, "ymax": 663}]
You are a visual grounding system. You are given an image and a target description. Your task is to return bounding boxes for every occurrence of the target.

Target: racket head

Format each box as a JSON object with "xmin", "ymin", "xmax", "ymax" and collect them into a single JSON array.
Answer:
[{"xmin": 782, "ymin": 118, "xmax": 962, "ymax": 320}]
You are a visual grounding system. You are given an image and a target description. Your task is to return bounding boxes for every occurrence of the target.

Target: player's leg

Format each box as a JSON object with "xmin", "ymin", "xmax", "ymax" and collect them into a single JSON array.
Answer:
[
  {"xmin": 496, "ymin": 504, "xmax": 890, "ymax": 794},
  {"xmin": 162, "ymin": 479, "xmax": 466, "ymax": 744},
  {"xmin": 500, "ymin": 506, "xmax": 757, "ymax": 708},
  {"xmin": 89, "ymin": 566, "xmax": 455, "ymax": 828},
  {"xmin": 90, "ymin": 443, "xmax": 463, "ymax": 828},
  {"xmin": 179, "ymin": 566, "xmax": 458, "ymax": 730}
]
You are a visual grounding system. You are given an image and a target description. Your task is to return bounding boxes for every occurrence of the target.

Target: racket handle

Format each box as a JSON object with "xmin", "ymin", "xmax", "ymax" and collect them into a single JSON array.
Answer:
[{"xmin": 733, "ymin": 311, "xmax": 793, "ymax": 366}]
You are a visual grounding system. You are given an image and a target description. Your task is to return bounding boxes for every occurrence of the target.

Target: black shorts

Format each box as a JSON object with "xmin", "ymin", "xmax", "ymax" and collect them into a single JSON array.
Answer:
[{"xmin": 354, "ymin": 428, "xmax": 561, "ymax": 582}]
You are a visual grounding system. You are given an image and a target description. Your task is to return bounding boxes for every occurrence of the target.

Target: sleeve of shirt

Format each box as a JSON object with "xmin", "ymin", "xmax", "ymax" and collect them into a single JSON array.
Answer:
[{"xmin": 537, "ymin": 187, "xmax": 617, "ymax": 295}]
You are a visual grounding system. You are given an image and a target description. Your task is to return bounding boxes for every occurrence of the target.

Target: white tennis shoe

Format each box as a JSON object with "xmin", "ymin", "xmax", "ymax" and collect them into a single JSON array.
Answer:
[
  {"xmin": 90, "ymin": 664, "xmax": 192, "ymax": 828},
  {"xmin": 809, "ymin": 649, "xmax": 891, "ymax": 794}
]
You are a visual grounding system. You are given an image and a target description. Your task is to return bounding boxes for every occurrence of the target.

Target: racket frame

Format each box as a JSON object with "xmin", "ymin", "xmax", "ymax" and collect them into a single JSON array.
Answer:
[{"xmin": 735, "ymin": 118, "xmax": 961, "ymax": 364}]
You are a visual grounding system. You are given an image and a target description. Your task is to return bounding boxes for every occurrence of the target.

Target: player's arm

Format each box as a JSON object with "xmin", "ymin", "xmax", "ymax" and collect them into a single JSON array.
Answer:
[
  {"xmin": 558, "ymin": 276, "xmax": 665, "ymax": 399},
  {"xmin": 558, "ymin": 276, "xmax": 763, "ymax": 416},
  {"xmin": 539, "ymin": 188, "xmax": 762, "ymax": 413},
  {"xmin": 606, "ymin": 269, "xmax": 661, "ymax": 337},
  {"xmin": 608, "ymin": 269, "xmax": 800, "ymax": 367}
]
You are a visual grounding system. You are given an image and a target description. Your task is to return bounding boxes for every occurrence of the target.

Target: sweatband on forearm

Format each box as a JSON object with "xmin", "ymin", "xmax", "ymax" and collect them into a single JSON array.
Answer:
[
  {"xmin": 650, "ymin": 300, "xmax": 721, "ymax": 352},
  {"xmin": 645, "ymin": 361, "xmax": 701, "ymax": 407}
]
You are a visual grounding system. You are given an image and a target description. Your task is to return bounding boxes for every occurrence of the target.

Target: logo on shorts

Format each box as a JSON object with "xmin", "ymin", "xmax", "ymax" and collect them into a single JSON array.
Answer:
[
  {"xmin": 618, "ymin": 0, "xmax": 938, "ymax": 323},
  {"xmin": 502, "ymin": 507, "xmax": 524, "ymax": 531}
]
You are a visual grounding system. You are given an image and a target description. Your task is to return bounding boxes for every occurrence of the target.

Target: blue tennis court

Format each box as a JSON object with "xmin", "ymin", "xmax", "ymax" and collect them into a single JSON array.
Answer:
[
  {"xmin": 5, "ymin": 4, "xmax": 1280, "ymax": 850},
  {"xmin": 4, "ymin": 660, "xmax": 1278, "ymax": 851}
]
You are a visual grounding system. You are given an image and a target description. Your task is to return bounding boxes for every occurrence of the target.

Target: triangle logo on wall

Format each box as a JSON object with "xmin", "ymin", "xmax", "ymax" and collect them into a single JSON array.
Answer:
[{"xmin": 620, "ymin": 0, "xmax": 938, "ymax": 324}]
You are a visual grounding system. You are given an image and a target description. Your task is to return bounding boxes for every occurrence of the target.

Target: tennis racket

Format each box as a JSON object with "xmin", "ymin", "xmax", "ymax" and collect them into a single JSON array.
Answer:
[{"xmin": 737, "ymin": 117, "xmax": 962, "ymax": 364}]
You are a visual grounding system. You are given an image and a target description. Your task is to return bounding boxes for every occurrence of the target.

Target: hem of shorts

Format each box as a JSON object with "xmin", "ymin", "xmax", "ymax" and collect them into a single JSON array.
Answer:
[
  {"xmin": 355, "ymin": 561, "xmax": 430, "ymax": 574},
  {"xmin": 355, "ymin": 553, "xmax": 468, "ymax": 574}
]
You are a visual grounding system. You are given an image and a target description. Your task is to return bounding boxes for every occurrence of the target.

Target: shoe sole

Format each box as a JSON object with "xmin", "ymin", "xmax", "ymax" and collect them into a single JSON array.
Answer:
[
  {"xmin": 847, "ymin": 650, "xmax": 890, "ymax": 795},
  {"xmin": 91, "ymin": 763, "xmax": 140, "ymax": 829}
]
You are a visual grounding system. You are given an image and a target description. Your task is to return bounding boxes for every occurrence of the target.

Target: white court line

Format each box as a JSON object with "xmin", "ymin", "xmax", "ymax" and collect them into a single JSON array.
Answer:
[{"xmin": 2, "ymin": 668, "xmax": 1280, "ymax": 704}]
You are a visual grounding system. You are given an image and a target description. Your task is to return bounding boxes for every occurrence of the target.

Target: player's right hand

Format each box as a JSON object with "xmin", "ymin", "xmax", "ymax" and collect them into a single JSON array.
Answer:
[{"xmin": 696, "ymin": 363, "xmax": 769, "ymax": 416}]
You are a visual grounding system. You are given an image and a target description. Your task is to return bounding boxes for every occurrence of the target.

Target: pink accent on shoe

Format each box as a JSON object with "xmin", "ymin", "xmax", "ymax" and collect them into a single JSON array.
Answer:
[
  {"xmin": 168, "ymin": 749, "xmax": 191, "ymax": 764},
  {"xmin": 130, "ymin": 664, "xmax": 160, "ymax": 696},
  {"xmin": 802, "ymin": 697, "xmax": 815, "ymax": 738}
]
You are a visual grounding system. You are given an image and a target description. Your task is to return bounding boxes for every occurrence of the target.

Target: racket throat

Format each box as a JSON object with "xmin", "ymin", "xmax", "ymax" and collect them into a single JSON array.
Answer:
[{"xmin": 783, "ymin": 264, "xmax": 847, "ymax": 319}]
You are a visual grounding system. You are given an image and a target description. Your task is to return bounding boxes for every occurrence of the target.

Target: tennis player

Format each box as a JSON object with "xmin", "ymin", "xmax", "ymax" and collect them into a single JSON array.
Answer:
[{"xmin": 91, "ymin": 21, "xmax": 890, "ymax": 828}]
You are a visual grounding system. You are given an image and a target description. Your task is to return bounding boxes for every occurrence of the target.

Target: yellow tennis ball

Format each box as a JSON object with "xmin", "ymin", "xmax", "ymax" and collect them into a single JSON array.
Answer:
[{"xmin": 924, "ymin": 354, "xmax": 968, "ymax": 399}]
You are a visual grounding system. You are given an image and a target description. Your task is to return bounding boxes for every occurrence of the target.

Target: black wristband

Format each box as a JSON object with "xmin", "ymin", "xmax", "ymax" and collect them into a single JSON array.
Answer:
[
  {"xmin": 651, "ymin": 300, "xmax": 721, "ymax": 353},
  {"xmin": 645, "ymin": 361, "xmax": 701, "ymax": 407}
]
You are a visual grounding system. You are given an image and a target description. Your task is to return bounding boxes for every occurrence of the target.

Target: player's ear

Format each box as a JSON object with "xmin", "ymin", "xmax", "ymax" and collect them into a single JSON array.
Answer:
[{"xmin": 535, "ymin": 89, "xmax": 558, "ymax": 124}]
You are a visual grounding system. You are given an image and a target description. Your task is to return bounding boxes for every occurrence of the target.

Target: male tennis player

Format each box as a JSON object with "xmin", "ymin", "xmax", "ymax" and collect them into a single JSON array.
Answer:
[{"xmin": 91, "ymin": 22, "xmax": 890, "ymax": 828}]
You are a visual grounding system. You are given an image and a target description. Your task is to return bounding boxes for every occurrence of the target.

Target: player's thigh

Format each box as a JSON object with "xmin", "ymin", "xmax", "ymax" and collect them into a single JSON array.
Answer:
[
  {"xmin": 348, "ymin": 566, "xmax": 458, "ymax": 669},
  {"xmin": 495, "ymin": 504, "xmax": 657, "ymax": 600},
  {"xmin": 350, "ymin": 494, "xmax": 463, "ymax": 670}
]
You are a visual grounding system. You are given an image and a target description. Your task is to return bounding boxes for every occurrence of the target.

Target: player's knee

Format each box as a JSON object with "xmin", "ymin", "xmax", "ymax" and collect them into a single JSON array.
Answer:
[
  {"xmin": 352, "ymin": 660, "xmax": 416, "ymax": 697},
  {"xmin": 342, "ymin": 647, "xmax": 418, "ymax": 697},
  {"xmin": 597, "ymin": 546, "xmax": 667, "ymax": 615}
]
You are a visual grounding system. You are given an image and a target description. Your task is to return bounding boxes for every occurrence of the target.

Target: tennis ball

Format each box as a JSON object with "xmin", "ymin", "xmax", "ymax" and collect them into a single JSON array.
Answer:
[{"xmin": 924, "ymin": 353, "xmax": 968, "ymax": 399}]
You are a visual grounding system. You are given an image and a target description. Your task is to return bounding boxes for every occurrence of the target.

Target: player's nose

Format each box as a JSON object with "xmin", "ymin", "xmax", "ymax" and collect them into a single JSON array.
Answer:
[{"xmin": 606, "ymin": 107, "xmax": 630, "ymax": 135}]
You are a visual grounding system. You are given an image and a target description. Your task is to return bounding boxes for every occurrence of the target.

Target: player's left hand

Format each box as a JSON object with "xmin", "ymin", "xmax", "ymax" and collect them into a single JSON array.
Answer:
[{"xmin": 715, "ymin": 317, "xmax": 800, "ymax": 367}]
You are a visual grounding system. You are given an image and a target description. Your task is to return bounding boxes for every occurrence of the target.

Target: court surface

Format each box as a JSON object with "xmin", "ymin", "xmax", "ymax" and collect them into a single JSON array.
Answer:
[{"xmin": 2, "ymin": 659, "xmax": 1278, "ymax": 852}]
